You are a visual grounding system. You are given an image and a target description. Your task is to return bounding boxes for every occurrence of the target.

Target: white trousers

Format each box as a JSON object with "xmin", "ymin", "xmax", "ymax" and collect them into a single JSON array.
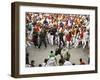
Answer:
[
  {"xmin": 74, "ymin": 39, "xmax": 79, "ymax": 48},
  {"xmin": 82, "ymin": 39, "xmax": 87, "ymax": 48},
  {"xmin": 26, "ymin": 41, "xmax": 32, "ymax": 47},
  {"xmin": 50, "ymin": 35, "xmax": 54, "ymax": 45}
]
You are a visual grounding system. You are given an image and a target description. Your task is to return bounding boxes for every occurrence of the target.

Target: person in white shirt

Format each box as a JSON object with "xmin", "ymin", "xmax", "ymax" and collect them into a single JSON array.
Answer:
[
  {"xmin": 72, "ymin": 34, "xmax": 76, "ymax": 47},
  {"xmin": 47, "ymin": 57, "xmax": 57, "ymax": 66},
  {"xmin": 82, "ymin": 29, "xmax": 89, "ymax": 48},
  {"xmin": 63, "ymin": 59, "xmax": 72, "ymax": 66},
  {"xmin": 50, "ymin": 33, "xmax": 54, "ymax": 45},
  {"xmin": 74, "ymin": 33, "xmax": 80, "ymax": 48},
  {"xmin": 47, "ymin": 31, "xmax": 51, "ymax": 44},
  {"xmin": 54, "ymin": 32, "xmax": 59, "ymax": 45},
  {"xmin": 46, "ymin": 51, "xmax": 57, "ymax": 66}
]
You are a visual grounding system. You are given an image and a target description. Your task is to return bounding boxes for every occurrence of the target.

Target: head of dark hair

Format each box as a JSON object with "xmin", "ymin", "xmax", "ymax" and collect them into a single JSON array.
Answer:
[
  {"xmin": 72, "ymin": 63, "xmax": 75, "ymax": 65},
  {"xmin": 44, "ymin": 58, "xmax": 48, "ymax": 63},
  {"xmin": 38, "ymin": 64, "xmax": 42, "ymax": 67},
  {"xmin": 80, "ymin": 58, "xmax": 82, "ymax": 62},
  {"xmin": 50, "ymin": 51, "xmax": 53, "ymax": 53},
  {"xmin": 31, "ymin": 60, "xmax": 35, "ymax": 63}
]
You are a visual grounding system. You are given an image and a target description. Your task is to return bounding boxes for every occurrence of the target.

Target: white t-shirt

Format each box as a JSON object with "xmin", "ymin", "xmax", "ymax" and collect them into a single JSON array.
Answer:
[
  {"xmin": 63, "ymin": 61, "xmax": 72, "ymax": 66},
  {"xmin": 47, "ymin": 57, "xmax": 57, "ymax": 66}
]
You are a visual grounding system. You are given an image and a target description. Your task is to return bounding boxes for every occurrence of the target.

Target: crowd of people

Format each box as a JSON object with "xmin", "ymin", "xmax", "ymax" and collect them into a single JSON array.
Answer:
[{"xmin": 25, "ymin": 12, "xmax": 90, "ymax": 67}]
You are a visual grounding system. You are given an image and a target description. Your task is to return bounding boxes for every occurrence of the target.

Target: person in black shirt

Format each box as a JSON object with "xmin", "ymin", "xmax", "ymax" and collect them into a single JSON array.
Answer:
[
  {"xmin": 30, "ymin": 60, "xmax": 35, "ymax": 67},
  {"xmin": 26, "ymin": 53, "xmax": 29, "ymax": 65},
  {"xmin": 52, "ymin": 26, "xmax": 57, "ymax": 45},
  {"xmin": 38, "ymin": 29, "xmax": 47, "ymax": 48},
  {"xmin": 32, "ymin": 31, "xmax": 38, "ymax": 48},
  {"xmin": 43, "ymin": 18, "xmax": 48, "ymax": 28},
  {"xmin": 59, "ymin": 32, "xmax": 65, "ymax": 47}
]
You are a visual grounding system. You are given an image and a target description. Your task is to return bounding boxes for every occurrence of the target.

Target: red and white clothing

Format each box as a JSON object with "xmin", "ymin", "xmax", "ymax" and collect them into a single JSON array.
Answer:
[{"xmin": 66, "ymin": 34, "xmax": 72, "ymax": 48}]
